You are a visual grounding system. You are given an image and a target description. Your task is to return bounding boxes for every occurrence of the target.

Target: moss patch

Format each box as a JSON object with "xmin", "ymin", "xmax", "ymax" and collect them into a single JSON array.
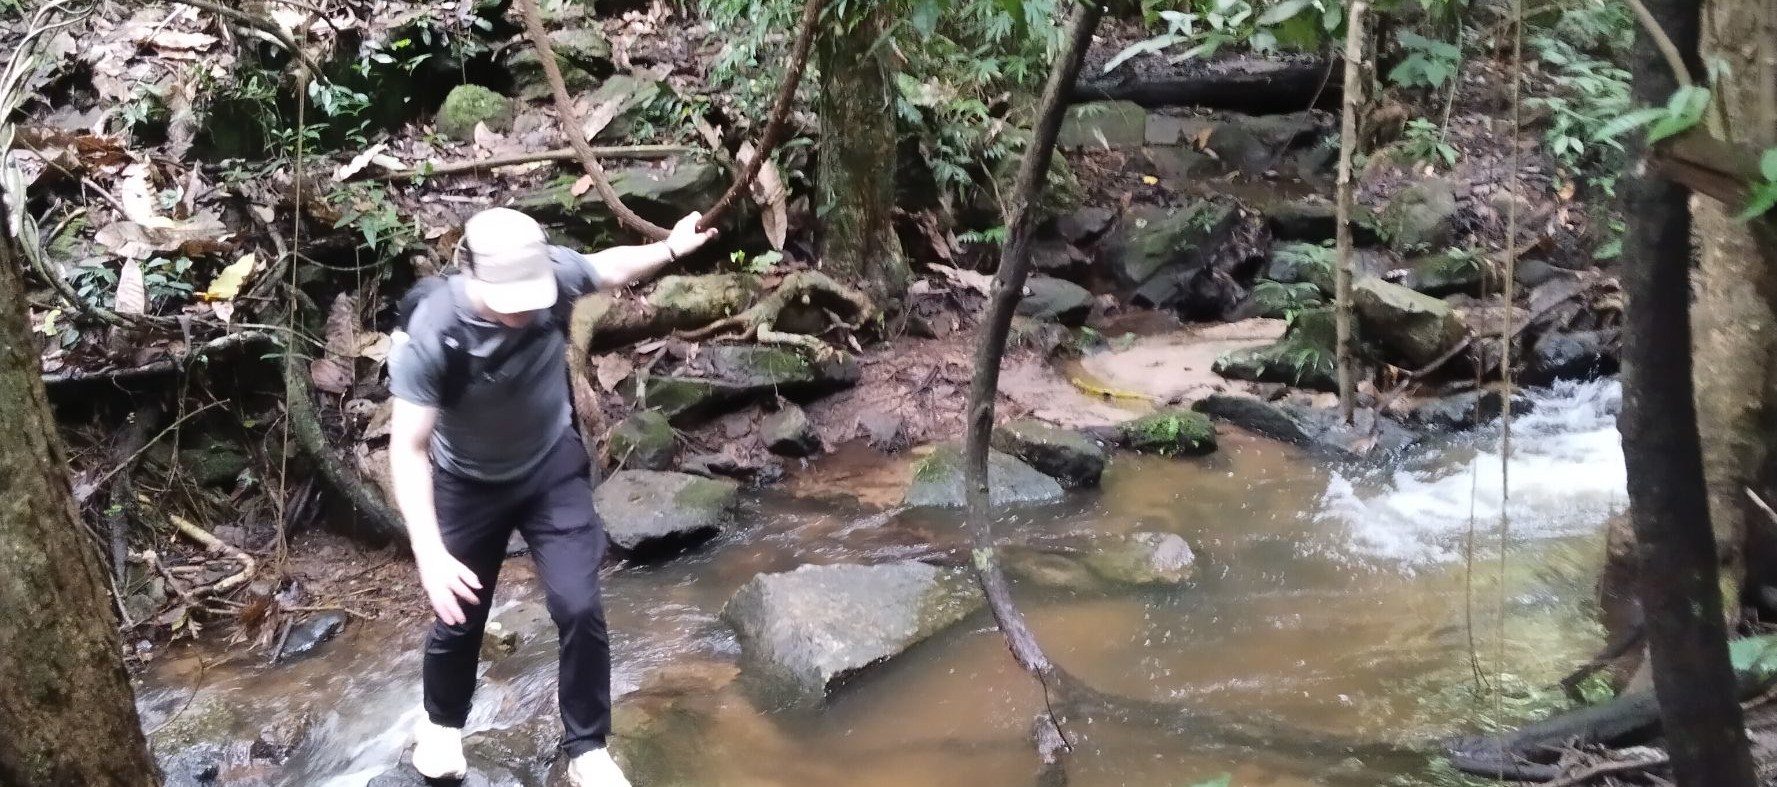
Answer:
[
  {"xmin": 436, "ymin": 84, "xmax": 513, "ymax": 141},
  {"xmin": 1117, "ymin": 408, "xmax": 1217, "ymax": 456}
]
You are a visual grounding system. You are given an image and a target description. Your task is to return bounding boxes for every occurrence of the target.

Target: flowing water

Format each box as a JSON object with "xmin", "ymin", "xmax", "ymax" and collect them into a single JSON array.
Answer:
[{"xmin": 136, "ymin": 378, "xmax": 1629, "ymax": 787}]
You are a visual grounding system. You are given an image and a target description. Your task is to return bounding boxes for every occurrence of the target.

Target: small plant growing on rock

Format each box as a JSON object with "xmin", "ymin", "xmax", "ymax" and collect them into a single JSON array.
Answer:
[{"xmin": 1397, "ymin": 118, "xmax": 1460, "ymax": 169}]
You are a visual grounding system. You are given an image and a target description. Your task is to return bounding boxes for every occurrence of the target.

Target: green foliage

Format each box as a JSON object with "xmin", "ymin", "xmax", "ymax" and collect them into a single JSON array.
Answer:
[
  {"xmin": 67, "ymin": 256, "xmax": 195, "ymax": 313},
  {"xmin": 1387, "ymin": 31, "xmax": 1462, "ymax": 90},
  {"xmin": 1523, "ymin": 25, "xmax": 1632, "ymax": 194},
  {"xmin": 1397, "ymin": 117, "xmax": 1459, "ymax": 169},
  {"xmin": 1249, "ymin": 279, "xmax": 1321, "ymax": 322},
  {"xmin": 325, "ymin": 183, "xmax": 418, "ymax": 258},
  {"xmin": 1188, "ymin": 777, "xmax": 1233, "ymax": 787},
  {"xmin": 728, "ymin": 249, "xmax": 784, "ymax": 274},
  {"xmin": 1736, "ymin": 149, "xmax": 1777, "ymax": 222},
  {"xmin": 1106, "ymin": 0, "xmax": 1345, "ymax": 72}
]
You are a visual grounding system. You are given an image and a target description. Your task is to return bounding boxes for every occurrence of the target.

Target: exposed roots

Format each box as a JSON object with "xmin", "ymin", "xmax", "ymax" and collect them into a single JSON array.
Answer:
[
  {"xmin": 283, "ymin": 344, "xmax": 406, "ymax": 543},
  {"xmin": 677, "ymin": 270, "xmax": 874, "ymax": 343}
]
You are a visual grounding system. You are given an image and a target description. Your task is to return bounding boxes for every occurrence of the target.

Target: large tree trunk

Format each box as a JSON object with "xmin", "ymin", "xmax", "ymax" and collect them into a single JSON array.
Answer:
[
  {"xmin": 816, "ymin": 0, "xmax": 911, "ymax": 308},
  {"xmin": 1617, "ymin": 0, "xmax": 1757, "ymax": 780},
  {"xmin": 1689, "ymin": 0, "xmax": 1777, "ymax": 606},
  {"xmin": 0, "ymin": 202, "xmax": 162, "ymax": 784}
]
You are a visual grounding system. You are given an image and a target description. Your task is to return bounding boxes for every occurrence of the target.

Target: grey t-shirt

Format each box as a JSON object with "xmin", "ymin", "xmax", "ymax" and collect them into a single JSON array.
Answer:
[{"xmin": 388, "ymin": 245, "xmax": 601, "ymax": 483}]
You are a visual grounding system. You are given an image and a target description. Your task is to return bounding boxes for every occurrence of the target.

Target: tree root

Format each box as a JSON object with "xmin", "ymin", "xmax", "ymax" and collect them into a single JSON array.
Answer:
[
  {"xmin": 366, "ymin": 144, "xmax": 693, "ymax": 181},
  {"xmin": 282, "ymin": 344, "xmax": 407, "ymax": 543},
  {"xmin": 42, "ymin": 330, "xmax": 276, "ymax": 387},
  {"xmin": 168, "ymin": 514, "xmax": 256, "ymax": 596},
  {"xmin": 104, "ymin": 401, "xmax": 164, "ymax": 580},
  {"xmin": 676, "ymin": 270, "xmax": 874, "ymax": 343}
]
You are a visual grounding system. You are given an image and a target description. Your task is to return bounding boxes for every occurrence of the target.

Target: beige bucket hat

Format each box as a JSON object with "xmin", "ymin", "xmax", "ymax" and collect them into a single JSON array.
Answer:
[{"xmin": 461, "ymin": 207, "xmax": 557, "ymax": 314}]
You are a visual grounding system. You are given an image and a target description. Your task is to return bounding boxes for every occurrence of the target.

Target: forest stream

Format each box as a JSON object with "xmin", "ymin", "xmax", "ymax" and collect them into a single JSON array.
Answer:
[{"xmin": 131, "ymin": 379, "xmax": 1627, "ymax": 787}]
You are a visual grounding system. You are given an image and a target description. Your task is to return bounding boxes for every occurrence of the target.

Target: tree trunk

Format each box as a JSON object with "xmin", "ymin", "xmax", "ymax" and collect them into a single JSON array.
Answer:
[
  {"xmin": 1689, "ymin": 0, "xmax": 1777, "ymax": 606},
  {"xmin": 0, "ymin": 200, "xmax": 162, "ymax": 785},
  {"xmin": 1617, "ymin": 0, "xmax": 1757, "ymax": 779},
  {"xmin": 817, "ymin": 0, "xmax": 910, "ymax": 308},
  {"xmin": 1334, "ymin": 0, "xmax": 1366, "ymax": 424}
]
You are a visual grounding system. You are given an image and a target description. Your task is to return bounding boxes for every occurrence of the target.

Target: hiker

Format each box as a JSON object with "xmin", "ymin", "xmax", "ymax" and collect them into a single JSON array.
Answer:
[{"xmin": 386, "ymin": 206, "xmax": 717, "ymax": 785}]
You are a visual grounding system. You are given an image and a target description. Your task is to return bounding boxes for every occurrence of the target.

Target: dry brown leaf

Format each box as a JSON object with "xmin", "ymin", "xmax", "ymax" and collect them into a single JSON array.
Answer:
[
  {"xmin": 363, "ymin": 399, "xmax": 395, "ymax": 440},
  {"xmin": 738, "ymin": 141, "xmax": 788, "ymax": 250},
  {"xmin": 1193, "ymin": 127, "xmax": 1215, "ymax": 149},
  {"xmin": 354, "ymin": 332, "xmax": 392, "ymax": 363},
  {"xmin": 334, "ymin": 142, "xmax": 389, "ymax": 181},
  {"xmin": 118, "ymin": 163, "xmax": 162, "ymax": 226},
  {"xmin": 571, "ymin": 175, "xmax": 595, "ymax": 197},
  {"xmin": 473, "ymin": 122, "xmax": 501, "ymax": 152},
  {"xmin": 324, "ymin": 294, "xmax": 359, "ymax": 360},
  {"xmin": 209, "ymin": 301, "xmax": 235, "ymax": 324},
  {"xmin": 140, "ymin": 30, "xmax": 219, "ymax": 50},
  {"xmin": 95, "ymin": 212, "xmax": 231, "ymax": 260},
  {"xmin": 309, "ymin": 358, "xmax": 354, "ymax": 394},
  {"xmin": 580, "ymin": 91, "xmax": 630, "ymax": 142},
  {"xmin": 115, "ymin": 259, "xmax": 146, "ymax": 315},
  {"xmin": 595, "ymin": 354, "xmax": 634, "ymax": 392}
]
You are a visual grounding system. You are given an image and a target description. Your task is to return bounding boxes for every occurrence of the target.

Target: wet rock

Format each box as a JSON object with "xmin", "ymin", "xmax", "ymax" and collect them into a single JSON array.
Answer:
[
  {"xmin": 480, "ymin": 619, "xmax": 520, "ymax": 661},
  {"xmin": 508, "ymin": 29, "xmax": 614, "ymax": 100},
  {"xmin": 1379, "ymin": 177, "xmax": 1461, "ymax": 252},
  {"xmin": 1027, "ymin": 239, "xmax": 1091, "ymax": 280},
  {"xmin": 437, "ymin": 84, "xmax": 513, "ymax": 142},
  {"xmin": 1407, "ymin": 389, "xmax": 1536, "ymax": 431},
  {"xmin": 367, "ymin": 764, "xmax": 497, "ymax": 787},
  {"xmin": 858, "ymin": 409, "xmax": 907, "ymax": 452},
  {"xmin": 178, "ymin": 441, "xmax": 249, "ymax": 488},
  {"xmin": 721, "ymin": 561, "xmax": 984, "ymax": 704},
  {"xmin": 606, "ymin": 410, "xmax": 676, "ymax": 470},
  {"xmin": 277, "ymin": 610, "xmax": 347, "ymax": 664},
  {"xmin": 1352, "ymin": 277, "xmax": 1467, "ymax": 368},
  {"xmin": 763, "ymin": 404, "xmax": 821, "ymax": 457},
  {"xmin": 1058, "ymin": 100, "xmax": 1148, "ymax": 149},
  {"xmin": 1524, "ymin": 329, "xmax": 1620, "ymax": 385},
  {"xmin": 1054, "ymin": 207, "xmax": 1115, "ymax": 244},
  {"xmin": 1141, "ymin": 145, "xmax": 1213, "ymax": 181},
  {"xmin": 1005, "ymin": 531, "xmax": 1197, "ymax": 591},
  {"xmin": 1399, "ymin": 250, "xmax": 1500, "ymax": 297},
  {"xmin": 680, "ymin": 451, "xmax": 781, "ymax": 485},
  {"xmin": 622, "ymin": 345, "xmax": 861, "ymax": 425},
  {"xmin": 1016, "ymin": 276, "xmax": 1094, "ymax": 325},
  {"xmin": 991, "ymin": 419, "xmax": 1108, "ymax": 489},
  {"xmin": 1008, "ymin": 316, "xmax": 1072, "ymax": 357},
  {"xmin": 1265, "ymin": 197, "xmax": 1382, "ymax": 244},
  {"xmin": 1115, "ymin": 408, "xmax": 1217, "ymax": 456},
  {"xmin": 903, "ymin": 443, "xmax": 1067, "ymax": 508},
  {"xmin": 1104, "ymin": 200, "xmax": 1237, "ymax": 291},
  {"xmin": 1213, "ymin": 307, "xmax": 1350, "ymax": 391},
  {"xmin": 1202, "ymin": 112, "xmax": 1322, "ymax": 175},
  {"xmin": 621, "ymin": 374, "xmax": 727, "ymax": 423},
  {"xmin": 594, "ymin": 470, "xmax": 739, "ymax": 558},
  {"xmin": 1514, "ymin": 259, "xmax": 1563, "ymax": 288},
  {"xmin": 1193, "ymin": 394, "xmax": 1419, "ymax": 457}
]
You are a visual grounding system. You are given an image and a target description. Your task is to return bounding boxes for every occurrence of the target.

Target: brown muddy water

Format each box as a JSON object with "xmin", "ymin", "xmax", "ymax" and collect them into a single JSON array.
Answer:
[{"xmin": 134, "ymin": 379, "xmax": 1628, "ymax": 787}]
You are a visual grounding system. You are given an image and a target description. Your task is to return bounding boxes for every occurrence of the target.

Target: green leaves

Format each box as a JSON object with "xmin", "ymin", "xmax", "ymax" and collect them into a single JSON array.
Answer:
[
  {"xmin": 1647, "ymin": 85, "xmax": 1709, "ymax": 142},
  {"xmin": 1734, "ymin": 148, "xmax": 1777, "ymax": 222},
  {"xmin": 1255, "ymin": 0, "xmax": 1312, "ymax": 26},
  {"xmin": 1388, "ymin": 31, "xmax": 1462, "ymax": 89}
]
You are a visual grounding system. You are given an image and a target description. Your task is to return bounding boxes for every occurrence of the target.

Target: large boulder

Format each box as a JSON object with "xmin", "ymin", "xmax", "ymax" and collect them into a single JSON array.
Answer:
[
  {"xmin": 1352, "ymin": 277, "xmax": 1467, "ymax": 368},
  {"xmin": 1016, "ymin": 276, "xmax": 1094, "ymax": 325},
  {"xmin": 1407, "ymin": 389, "xmax": 1536, "ymax": 431},
  {"xmin": 1115, "ymin": 408, "xmax": 1217, "ymax": 456},
  {"xmin": 721, "ymin": 562, "xmax": 984, "ymax": 705},
  {"xmin": 522, "ymin": 157, "xmax": 729, "ymax": 244},
  {"xmin": 904, "ymin": 443, "xmax": 1067, "ymax": 508},
  {"xmin": 622, "ymin": 344, "xmax": 861, "ymax": 425},
  {"xmin": 508, "ymin": 29, "xmax": 614, "ymax": 100},
  {"xmin": 606, "ymin": 410, "xmax": 676, "ymax": 470},
  {"xmin": 276, "ymin": 611, "xmax": 347, "ymax": 663},
  {"xmin": 1213, "ymin": 307, "xmax": 1351, "ymax": 391},
  {"xmin": 1193, "ymin": 393, "xmax": 1418, "ymax": 457},
  {"xmin": 1202, "ymin": 112, "xmax": 1323, "ymax": 176},
  {"xmin": 1102, "ymin": 201, "xmax": 1237, "ymax": 291},
  {"xmin": 594, "ymin": 470, "xmax": 739, "ymax": 558},
  {"xmin": 436, "ymin": 84, "xmax": 513, "ymax": 142},
  {"xmin": 1379, "ymin": 177, "xmax": 1461, "ymax": 252},
  {"xmin": 1524, "ymin": 329, "xmax": 1620, "ymax": 385},
  {"xmin": 990, "ymin": 419, "xmax": 1108, "ymax": 488}
]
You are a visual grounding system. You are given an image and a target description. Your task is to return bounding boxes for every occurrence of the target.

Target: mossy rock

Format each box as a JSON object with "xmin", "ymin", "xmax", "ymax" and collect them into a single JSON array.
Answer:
[
  {"xmin": 508, "ymin": 29, "xmax": 614, "ymax": 100},
  {"xmin": 990, "ymin": 419, "xmax": 1107, "ymax": 488},
  {"xmin": 177, "ymin": 442, "xmax": 249, "ymax": 488},
  {"xmin": 903, "ymin": 443, "xmax": 1066, "ymax": 508},
  {"xmin": 606, "ymin": 410, "xmax": 676, "ymax": 471},
  {"xmin": 1351, "ymin": 276, "xmax": 1466, "ymax": 368},
  {"xmin": 1115, "ymin": 408, "xmax": 1217, "ymax": 456},
  {"xmin": 1212, "ymin": 307, "xmax": 1356, "ymax": 392},
  {"xmin": 593, "ymin": 470, "xmax": 738, "ymax": 558},
  {"xmin": 1379, "ymin": 177, "xmax": 1461, "ymax": 253},
  {"xmin": 436, "ymin": 84, "xmax": 513, "ymax": 142}
]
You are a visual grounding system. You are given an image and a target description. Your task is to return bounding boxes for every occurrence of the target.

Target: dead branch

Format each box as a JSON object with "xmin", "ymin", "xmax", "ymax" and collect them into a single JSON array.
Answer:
[
  {"xmin": 676, "ymin": 270, "xmax": 873, "ymax": 342},
  {"xmin": 961, "ymin": 0, "xmax": 1104, "ymax": 755},
  {"xmin": 1544, "ymin": 749, "xmax": 1670, "ymax": 787},
  {"xmin": 41, "ymin": 330, "xmax": 276, "ymax": 387},
  {"xmin": 104, "ymin": 401, "xmax": 165, "ymax": 580},
  {"xmin": 169, "ymin": 514, "xmax": 256, "ymax": 595},
  {"xmin": 366, "ymin": 144, "xmax": 694, "ymax": 181},
  {"xmin": 167, "ymin": 0, "xmax": 329, "ymax": 83}
]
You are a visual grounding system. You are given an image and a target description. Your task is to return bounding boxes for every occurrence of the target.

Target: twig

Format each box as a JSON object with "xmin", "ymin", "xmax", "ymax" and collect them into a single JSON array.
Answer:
[
  {"xmin": 367, "ymin": 145, "xmax": 694, "ymax": 181},
  {"xmin": 286, "ymin": 604, "xmax": 373, "ymax": 620},
  {"xmin": 41, "ymin": 330, "xmax": 276, "ymax": 386},
  {"xmin": 166, "ymin": 0, "xmax": 330, "ymax": 83},
  {"xmin": 1745, "ymin": 487, "xmax": 1777, "ymax": 526},
  {"xmin": 1543, "ymin": 751, "xmax": 1670, "ymax": 787}
]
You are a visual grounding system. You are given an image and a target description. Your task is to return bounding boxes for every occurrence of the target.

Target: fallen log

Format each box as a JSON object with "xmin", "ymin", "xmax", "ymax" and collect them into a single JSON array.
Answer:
[{"xmin": 1070, "ymin": 54, "xmax": 1341, "ymax": 113}]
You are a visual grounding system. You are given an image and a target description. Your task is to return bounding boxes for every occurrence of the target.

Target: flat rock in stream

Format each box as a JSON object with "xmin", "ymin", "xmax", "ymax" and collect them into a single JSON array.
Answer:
[
  {"xmin": 1114, "ymin": 408, "xmax": 1218, "ymax": 456},
  {"xmin": 1005, "ymin": 531, "xmax": 1198, "ymax": 591},
  {"xmin": 903, "ymin": 443, "xmax": 1067, "ymax": 508},
  {"xmin": 276, "ymin": 610, "xmax": 347, "ymax": 664},
  {"xmin": 1407, "ymin": 389, "xmax": 1536, "ymax": 431},
  {"xmin": 721, "ymin": 561, "xmax": 984, "ymax": 704},
  {"xmin": 991, "ymin": 419, "xmax": 1107, "ymax": 488},
  {"xmin": 623, "ymin": 345, "xmax": 862, "ymax": 425},
  {"xmin": 1193, "ymin": 393, "xmax": 1419, "ymax": 458},
  {"xmin": 594, "ymin": 470, "xmax": 739, "ymax": 558}
]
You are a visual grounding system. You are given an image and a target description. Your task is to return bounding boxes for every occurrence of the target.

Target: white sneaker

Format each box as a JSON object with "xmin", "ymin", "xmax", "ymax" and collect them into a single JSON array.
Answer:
[
  {"xmin": 567, "ymin": 747, "xmax": 632, "ymax": 787},
  {"xmin": 411, "ymin": 718, "xmax": 467, "ymax": 780}
]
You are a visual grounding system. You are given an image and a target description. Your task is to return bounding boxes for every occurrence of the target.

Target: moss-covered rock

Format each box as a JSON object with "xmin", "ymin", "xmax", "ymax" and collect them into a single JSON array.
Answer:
[
  {"xmin": 521, "ymin": 156, "xmax": 729, "ymax": 245},
  {"xmin": 1193, "ymin": 393, "xmax": 1420, "ymax": 458},
  {"xmin": 508, "ymin": 29, "xmax": 614, "ymax": 100},
  {"xmin": 1106, "ymin": 200, "xmax": 1237, "ymax": 290},
  {"xmin": 435, "ymin": 84, "xmax": 512, "ymax": 142},
  {"xmin": 1212, "ymin": 307, "xmax": 1352, "ymax": 391},
  {"xmin": 177, "ymin": 441, "xmax": 249, "ymax": 488},
  {"xmin": 606, "ymin": 410, "xmax": 676, "ymax": 470},
  {"xmin": 1352, "ymin": 277, "xmax": 1466, "ymax": 367},
  {"xmin": 593, "ymin": 470, "xmax": 738, "ymax": 558},
  {"xmin": 1115, "ymin": 408, "xmax": 1217, "ymax": 456},
  {"xmin": 1399, "ymin": 249, "xmax": 1501, "ymax": 297},
  {"xmin": 904, "ymin": 443, "xmax": 1067, "ymax": 508},
  {"xmin": 1379, "ymin": 177, "xmax": 1461, "ymax": 253}
]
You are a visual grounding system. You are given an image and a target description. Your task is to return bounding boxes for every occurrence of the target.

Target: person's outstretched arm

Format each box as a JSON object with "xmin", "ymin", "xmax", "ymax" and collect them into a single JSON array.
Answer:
[
  {"xmin": 577, "ymin": 211, "xmax": 719, "ymax": 290},
  {"xmin": 389, "ymin": 398, "xmax": 482, "ymax": 626}
]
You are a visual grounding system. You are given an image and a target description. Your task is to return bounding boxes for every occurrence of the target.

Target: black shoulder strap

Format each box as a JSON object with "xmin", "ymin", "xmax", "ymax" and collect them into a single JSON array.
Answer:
[{"xmin": 439, "ymin": 273, "xmax": 573, "ymax": 407}]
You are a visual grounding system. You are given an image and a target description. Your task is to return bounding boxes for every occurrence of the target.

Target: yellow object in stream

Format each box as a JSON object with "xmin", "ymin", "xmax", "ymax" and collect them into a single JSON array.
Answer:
[{"xmin": 1066, "ymin": 375, "xmax": 1160, "ymax": 403}]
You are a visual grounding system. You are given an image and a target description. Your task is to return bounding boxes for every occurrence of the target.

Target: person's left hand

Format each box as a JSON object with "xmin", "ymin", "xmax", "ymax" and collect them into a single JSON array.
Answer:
[{"xmin": 666, "ymin": 212, "xmax": 719, "ymax": 259}]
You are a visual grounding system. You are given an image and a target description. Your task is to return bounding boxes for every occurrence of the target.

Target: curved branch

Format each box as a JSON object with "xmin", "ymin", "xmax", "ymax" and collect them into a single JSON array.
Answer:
[{"xmin": 282, "ymin": 343, "xmax": 407, "ymax": 543}]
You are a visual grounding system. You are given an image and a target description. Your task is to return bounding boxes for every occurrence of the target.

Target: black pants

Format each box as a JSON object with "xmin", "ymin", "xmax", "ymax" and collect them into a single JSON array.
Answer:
[{"xmin": 423, "ymin": 428, "xmax": 610, "ymax": 758}]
